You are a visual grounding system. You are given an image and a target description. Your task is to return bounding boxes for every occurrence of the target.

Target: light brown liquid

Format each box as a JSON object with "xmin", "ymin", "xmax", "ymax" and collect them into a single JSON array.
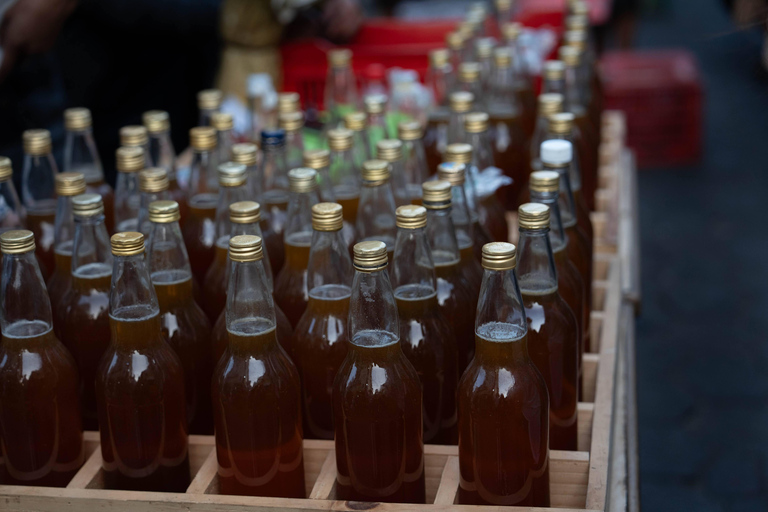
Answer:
[
  {"xmin": 395, "ymin": 286, "xmax": 458, "ymax": 445},
  {"xmin": 212, "ymin": 301, "xmax": 295, "ymax": 365},
  {"xmin": 333, "ymin": 331, "xmax": 426, "ymax": 503},
  {"xmin": 85, "ymin": 180, "xmax": 115, "ymax": 234},
  {"xmin": 154, "ymin": 274, "xmax": 214, "ymax": 435},
  {"xmin": 167, "ymin": 178, "xmax": 188, "ymax": 227},
  {"xmin": 553, "ymin": 247, "xmax": 586, "ymax": 388},
  {"xmin": 458, "ymin": 242, "xmax": 483, "ymax": 301},
  {"xmin": 182, "ymin": 194, "xmax": 217, "ymax": 284},
  {"xmin": 0, "ymin": 322, "xmax": 84, "ymax": 486},
  {"xmin": 334, "ymin": 187, "xmax": 360, "ymax": 224},
  {"xmin": 424, "ymin": 115, "xmax": 448, "ymax": 176},
  {"xmin": 202, "ymin": 240, "xmax": 228, "ymax": 324},
  {"xmin": 477, "ymin": 194, "xmax": 509, "ymax": 243},
  {"xmin": 274, "ymin": 233, "xmax": 311, "ymax": 328},
  {"xmin": 458, "ymin": 326, "xmax": 550, "ymax": 506},
  {"xmin": 292, "ymin": 285, "xmax": 350, "ymax": 440},
  {"xmin": 572, "ymin": 112, "xmax": 598, "ymax": 211},
  {"xmin": 263, "ymin": 192, "xmax": 289, "ymax": 275},
  {"xmin": 516, "ymin": 85, "xmax": 537, "ymax": 139},
  {"xmin": 48, "ymin": 246, "xmax": 72, "ymax": 339},
  {"xmin": 490, "ymin": 114, "xmax": 530, "ymax": 211},
  {"xmin": 213, "ymin": 323, "xmax": 305, "ymax": 497},
  {"xmin": 565, "ymin": 223, "xmax": 592, "ymax": 353},
  {"xmin": 96, "ymin": 310, "xmax": 190, "ymax": 492},
  {"xmin": 435, "ymin": 258, "xmax": 476, "ymax": 373},
  {"xmin": 27, "ymin": 202, "xmax": 56, "ymax": 280}
]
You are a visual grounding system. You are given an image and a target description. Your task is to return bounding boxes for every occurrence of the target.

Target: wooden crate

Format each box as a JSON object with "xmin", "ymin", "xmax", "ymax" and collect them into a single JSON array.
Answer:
[{"xmin": 0, "ymin": 112, "xmax": 633, "ymax": 512}]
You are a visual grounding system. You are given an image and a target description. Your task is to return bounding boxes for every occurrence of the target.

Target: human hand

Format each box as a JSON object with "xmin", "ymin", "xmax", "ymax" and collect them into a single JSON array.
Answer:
[{"xmin": 322, "ymin": 0, "xmax": 362, "ymax": 42}]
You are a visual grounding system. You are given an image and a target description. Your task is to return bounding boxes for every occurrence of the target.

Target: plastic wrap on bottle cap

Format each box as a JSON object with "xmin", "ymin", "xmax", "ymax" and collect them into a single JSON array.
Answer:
[{"xmin": 541, "ymin": 139, "xmax": 573, "ymax": 166}]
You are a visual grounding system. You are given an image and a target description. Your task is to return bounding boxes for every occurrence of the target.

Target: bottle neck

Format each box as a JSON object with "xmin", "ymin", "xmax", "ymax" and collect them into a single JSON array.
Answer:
[
  {"xmin": 475, "ymin": 267, "xmax": 529, "ymax": 362},
  {"xmin": 109, "ymin": 253, "xmax": 160, "ymax": 320},
  {"xmin": 245, "ymin": 163, "xmax": 263, "ymax": 204},
  {"xmin": 215, "ymin": 184, "xmax": 249, "ymax": 238},
  {"xmin": 0, "ymin": 181, "xmax": 23, "ymax": 229},
  {"xmin": 467, "ymin": 131, "xmax": 495, "ymax": 171},
  {"xmin": 226, "ymin": 258, "xmax": 276, "ymax": 335},
  {"xmin": 543, "ymin": 77, "xmax": 566, "ymax": 96},
  {"xmin": 449, "ymin": 184, "xmax": 475, "ymax": 249},
  {"xmin": 189, "ymin": 150, "xmax": 218, "ymax": 197},
  {"xmin": 447, "ymin": 111, "xmax": 467, "ymax": 144},
  {"xmin": 329, "ymin": 148, "xmax": 360, "ymax": 193},
  {"xmin": 307, "ymin": 229, "xmax": 352, "ymax": 293},
  {"xmin": 564, "ymin": 66, "xmax": 585, "ymax": 110},
  {"xmin": 402, "ymin": 140, "xmax": 428, "ymax": 194},
  {"xmin": 138, "ymin": 190, "xmax": 168, "ymax": 235},
  {"xmin": 544, "ymin": 163, "xmax": 578, "ymax": 227},
  {"xmin": 261, "ymin": 145, "xmax": 289, "ymax": 193},
  {"xmin": 54, "ymin": 195, "xmax": 77, "ymax": 249},
  {"xmin": 146, "ymin": 221, "xmax": 193, "ymax": 279},
  {"xmin": 356, "ymin": 183, "xmax": 397, "ymax": 248},
  {"xmin": 285, "ymin": 189, "xmax": 319, "ymax": 238},
  {"xmin": 148, "ymin": 132, "xmax": 176, "ymax": 179},
  {"xmin": 349, "ymin": 267, "xmax": 400, "ymax": 346},
  {"xmin": 392, "ymin": 226, "xmax": 437, "ymax": 293},
  {"xmin": 72, "ymin": 215, "xmax": 113, "ymax": 274},
  {"xmin": 529, "ymin": 189, "xmax": 569, "ymax": 252},
  {"xmin": 427, "ymin": 64, "xmax": 453, "ymax": 108},
  {"xmin": 22, "ymin": 153, "xmax": 58, "ymax": 209},
  {"xmin": 228, "ymin": 221, "xmax": 274, "ymax": 292},
  {"xmin": 64, "ymin": 129, "xmax": 104, "ymax": 183},
  {"xmin": 517, "ymin": 227, "xmax": 558, "ymax": 294},
  {"xmin": 1, "ymin": 250, "xmax": 52, "ymax": 335},
  {"xmin": 425, "ymin": 206, "xmax": 461, "ymax": 264},
  {"xmin": 217, "ymin": 129, "xmax": 234, "ymax": 162}
]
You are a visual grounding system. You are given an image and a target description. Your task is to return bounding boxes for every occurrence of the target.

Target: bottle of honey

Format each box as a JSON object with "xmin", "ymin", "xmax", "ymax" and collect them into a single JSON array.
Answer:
[
  {"xmin": 333, "ymin": 240, "xmax": 425, "ymax": 503},
  {"xmin": 530, "ymin": 93, "xmax": 563, "ymax": 173},
  {"xmin": 198, "ymin": 89, "xmax": 223, "ymax": 127},
  {"xmin": 457, "ymin": 63, "xmax": 484, "ymax": 111},
  {"xmin": 146, "ymin": 200, "xmax": 213, "ymax": 435},
  {"xmin": 424, "ymin": 49, "xmax": 453, "ymax": 176},
  {"xmin": 292, "ymin": 203, "xmax": 352, "ymax": 440},
  {"xmin": 446, "ymin": 32, "xmax": 466, "ymax": 75},
  {"xmin": 325, "ymin": 49, "xmax": 358, "ymax": 128},
  {"xmin": 327, "ymin": 128, "xmax": 361, "ymax": 223},
  {"xmin": 280, "ymin": 111, "xmax": 306, "ymax": 171},
  {"xmin": 342, "ymin": 112, "xmax": 370, "ymax": 171},
  {"xmin": 501, "ymin": 22, "xmax": 536, "ymax": 137},
  {"xmin": 397, "ymin": 121, "xmax": 430, "ymax": 202},
  {"xmin": 119, "ymin": 126, "xmax": 152, "ymax": 168},
  {"xmin": 212, "ymin": 112, "xmax": 235, "ymax": 169},
  {"xmin": 0, "ymin": 157, "xmax": 23, "ymax": 234},
  {"xmin": 143, "ymin": 110, "xmax": 187, "ymax": 223},
  {"xmin": 137, "ymin": 168, "xmax": 169, "ymax": 235},
  {"xmin": 447, "ymin": 91, "xmax": 474, "ymax": 145},
  {"xmin": 0, "ymin": 229, "xmax": 84, "ymax": 486},
  {"xmin": 260, "ymin": 129, "xmax": 290, "ymax": 275},
  {"xmin": 364, "ymin": 94, "xmax": 390, "ymax": 156},
  {"xmin": 392, "ymin": 205, "xmax": 459, "ymax": 445},
  {"xmin": 212, "ymin": 234, "xmax": 305, "ymax": 497},
  {"xmin": 517, "ymin": 203, "xmax": 579, "ymax": 450},
  {"xmin": 457, "ymin": 242, "xmax": 550, "ymax": 506},
  {"xmin": 474, "ymin": 38, "xmax": 494, "ymax": 93},
  {"xmin": 114, "ymin": 145, "xmax": 145, "ymax": 232},
  {"xmin": 356, "ymin": 160, "xmax": 397, "ymax": 259},
  {"xmin": 377, "ymin": 139, "xmax": 410, "ymax": 208}
]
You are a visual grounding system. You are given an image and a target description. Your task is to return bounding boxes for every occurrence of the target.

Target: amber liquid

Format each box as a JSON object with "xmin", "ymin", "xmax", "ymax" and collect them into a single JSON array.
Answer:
[
  {"xmin": 572, "ymin": 111, "xmax": 598, "ymax": 211},
  {"xmin": 86, "ymin": 180, "xmax": 116, "ymax": 234},
  {"xmin": 183, "ymin": 194, "xmax": 217, "ymax": 284},
  {"xmin": 0, "ymin": 323, "xmax": 84, "ymax": 486},
  {"xmin": 477, "ymin": 194, "xmax": 509, "ymax": 243},
  {"xmin": 424, "ymin": 114, "xmax": 448, "ymax": 175},
  {"xmin": 212, "ymin": 301, "xmax": 295, "ymax": 364},
  {"xmin": 471, "ymin": 219, "xmax": 493, "ymax": 262},
  {"xmin": 521, "ymin": 288, "xmax": 579, "ymax": 450},
  {"xmin": 274, "ymin": 233, "xmax": 311, "ymax": 329},
  {"xmin": 553, "ymin": 248, "xmax": 586, "ymax": 387},
  {"xmin": 202, "ymin": 239, "xmax": 228, "ymax": 324},
  {"xmin": 263, "ymin": 191, "xmax": 289, "ymax": 275},
  {"xmin": 395, "ymin": 286, "xmax": 459, "ymax": 445},
  {"xmin": 334, "ymin": 186, "xmax": 360, "ymax": 224},
  {"xmin": 333, "ymin": 331, "xmax": 426, "ymax": 503},
  {"xmin": 213, "ymin": 323, "xmax": 305, "ymax": 497},
  {"xmin": 457, "ymin": 326, "xmax": 550, "ymax": 506},
  {"xmin": 167, "ymin": 178, "xmax": 188, "ymax": 227},
  {"xmin": 565, "ymin": 222, "xmax": 592, "ymax": 353},
  {"xmin": 490, "ymin": 114, "xmax": 530, "ymax": 211},
  {"xmin": 435, "ymin": 257, "xmax": 476, "ymax": 373},
  {"xmin": 154, "ymin": 274, "xmax": 214, "ymax": 435},
  {"xmin": 48, "ymin": 245, "xmax": 73, "ymax": 339},
  {"xmin": 292, "ymin": 285, "xmax": 350, "ymax": 440},
  {"xmin": 458, "ymin": 241, "xmax": 483, "ymax": 301},
  {"xmin": 59, "ymin": 265, "xmax": 112, "ymax": 430},
  {"xmin": 96, "ymin": 311, "xmax": 190, "ymax": 492},
  {"xmin": 516, "ymin": 84, "xmax": 537, "ymax": 139},
  {"xmin": 27, "ymin": 202, "xmax": 56, "ymax": 281}
]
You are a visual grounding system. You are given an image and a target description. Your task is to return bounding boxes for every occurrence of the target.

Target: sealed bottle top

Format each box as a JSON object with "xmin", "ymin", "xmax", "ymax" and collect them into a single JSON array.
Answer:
[
  {"xmin": 493, "ymin": 47, "xmax": 512, "ymax": 68},
  {"xmin": 190, "ymin": 126, "xmax": 217, "ymax": 151},
  {"xmin": 143, "ymin": 110, "xmax": 171, "ymax": 134},
  {"xmin": 566, "ymin": 14, "xmax": 589, "ymax": 31},
  {"xmin": 450, "ymin": 92, "xmax": 474, "ymax": 113},
  {"xmin": 312, "ymin": 202, "xmax": 343, "ymax": 231},
  {"xmin": 229, "ymin": 234, "xmax": 263, "ymax": 263},
  {"xmin": 217, "ymin": 162, "xmax": 247, "ymax": 187},
  {"xmin": 198, "ymin": 89, "xmax": 223, "ymax": 110},
  {"xmin": 261, "ymin": 129, "xmax": 286, "ymax": 149},
  {"xmin": 279, "ymin": 111, "xmax": 304, "ymax": 132},
  {"xmin": 72, "ymin": 193, "xmax": 104, "ymax": 218},
  {"xmin": 278, "ymin": 92, "xmax": 301, "ymax": 114},
  {"xmin": 288, "ymin": 167, "xmax": 318, "ymax": 193},
  {"xmin": 120, "ymin": 125, "xmax": 148, "ymax": 147},
  {"xmin": 304, "ymin": 149, "xmax": 330, "ymax": 170},
  {"xmin": 446, "ymin": 31, "xmax": 464, "ymax": 51},
  {"xmin": 397, "ymin": 121, "xmax": 423, "ymax": 141},
  {"xmin": 444, "ymin": 143, "xmax": 473, "ymax": 164},
  {"xmin": 437, "ymin": 161, "xmax": 467, "ymax": 185},
  {"xmin": 548, "ymin": 113, "xmax": 576, "ymax": 136},
  {"xmin": 0, "ymin": 229, "xmax": 35, "ymax": 254},
  {"xmin": 230, "ymin": 201, "xmax": 260, "ymax": 224},
  {"xmin": 529, "ymin": 170, "xmax": 560, "ymax": 193},
  {"xmin": 538, "ymin": 93, "xmax": 564, "ymax": 116},
  {"xmin": 429, "ymin": 48, "xmax": 450, "ymax": 68},
  {"xmin": 395, "ymin": 204, "xmax": 427, "ymax": 229},
  {"xmin": 364, "ymin": 94, "xmax": 387, "ymax": 115},
  {"xmin": 353, "ymin": 240, "xmax": 388, "ymax": 272},
  {"xmin": 22, "ymin": 129, "xmax": 52, "ymax": 156},
  {"xmin": 64, "ymin": 107, "xmax": 92, "ymax": 131},
  {"xmin": 0, "ymin": 156, "xmax": 12, "ymax": 181},
  {"xmin": 377, "ymin": 139, "xmax": 403, "ymax": 162},
  {"xmin": 481, "ymin": 241, "xmax": 516, "ymax": 271},
  {"xmin": 211, "ymin": 112, "xmax": 234, "ymax": 131},
  {"xmin": 139, "ymin": 168, "xmax": 169, "ymax": 193},
  {"xmin": 116, "ymin": 146, "xmax": 145, "ymax": 173},
  {"xmin": 541, "ymin": 139, "xmax": 573, "ymax": 167},
  {"xmin": 543, "ymin": 60, "xmax": 566, "ymax": 81},
  {"xmin": 110, "ymin": 231, "xmax": 145, "ymax": 257},
  {"xmin": 559, "ymin": 45, "xmax": 581, "ymax": 67},
  {"xmin": 361, "ymin": 160, "xmax": 390, "ymax": 185},
  {"xmin": 149, "ymin": 200, "xmax": 180, "ymax": 224},
  {"xmin": 421, "ymin": 180, "xmax": 452, "ymax": 206},
  {"xmin": 464, "ymin": 112, "xmax": 489, "ymax": 134},
  {"xmin": 328, "ymin": 128, "xmax": 353, "ymax": 151},
  {"xmin": 564, "ymin": 30, "xmax": 588, "ymax": 51},
  {"xmin": 475, "ymin": 38, "xmax": 495, "ymax": 60},
  {"xmin": 343, "ymin": 112, "xmax": 366, "ymax": 132},
  {"xmin": 502, "ymin": 21, "xmax": 523, "ymax": 43},
  {"xmin": 458, "ymin": 62, "xmax": 481, "ymax": 84},
  {"xmin": 231, "ymin": 143, "xmax": 258, "ymax": 166},
  {"xmin": 55, "ymin": 172, "xmax": 87, "ymax": 196},
  {"xmin": 328, "ymin": 48, "xmax": 352, "ymax": 69},
  {"xmin": 518, "ymin": 202, "xmax": 550, "ymax": 230}
]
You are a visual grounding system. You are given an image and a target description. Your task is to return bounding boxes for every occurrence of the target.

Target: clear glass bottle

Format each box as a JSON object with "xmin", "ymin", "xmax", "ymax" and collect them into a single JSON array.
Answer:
[
  {"xmin": 260, "ymin": 129, "xmax": 290, "ymax": 275},
  {"xmin": 292, "ymin": 203, "xmax": 352, "ymax": 440},
  {"xmin": 279, "ymin": 111, "xmax": 306, "ymax": 171},
  {"xmin": 446, "ymin": 31, "xmax": 467, "ymax": 72},
  {"xmin": 114, "ymin": 145, "xmax": 145, "ymax": 233},
  {"xmin": 364, "ymin": 94, "xmax": 390, "ymax": 157},
  {"xmin": 327, "ymin": 128, "xmax": 361, "ymax": 223},
  {"xmin": 0, "ymin": 157, "xmax": 24, "ymax": 234},
  {"xmin": 392, "ymin": 205, "xmax": 458, "ymax": 445},
  {"xmin": 142, "ymin": 110, "xmax": 186, "ymax": 225},
  {"xmin": 356, "ymin": 160, "xmax": 398, "ymax": 259},
  {"xmin": 542, "ymin": 60, "xmax": 567, "ymax": 96},
  {"xmin": 231, "ymin": 142, "xmax": 262, "ymax": 202},
  {"xmin": 530, "ymin": 93, "xmax": 563, "ymax": 173},
  {"xmin": 426, "ymin": 48, "xmax": 454, "ymax": 111},
  {"xmin": 146, "ymin": 200, "xmax": 214, "ymax": 435},
  {"xmin": 343, "ymin": 111, "xmax": 371, "ymax": 171},
  {"xmin": 376, "ymin": 139, "xmax": 410, "ymax": 207},
  {"xmin": 474, "ymin": 37, "xmax": 495, "ymax": 93},
  {"xmin": 21, "ymin": 129, "xmax": 58, "ymax": 280},
  {"xmin": 457, "ymin": 63, "xmax": 484, "ymax": 111},
  {"xmin": 137, "ymin": 168, "xmax": 169, "ymax": 236},
  {"xmin": 303, "ymin": 148, "xmax": 335, "ymax": 203},
  {"xmin": 278, "ymin": 92, "xmax": 301, "ymax": 117},
  {"xmin": 96, "ymin": 232, "xmax": 189, "ymax": 492},
  {"xmin": 501, "ymin": 22, "xmax": 536, "ymax": 137},
  {"xmin": 397, "ymin": 121, "xmax": 430, "ymax": 204},
  {"xmin": 198, "ymin": 88, "xmax": 223, "ymax": 126},
  {"xmin": 447, "ymin": 91, "xmax": 474, "ymax": 145},
  {"xmin": 119, "ymin": 125, "xmax": 152, "ymax": 169},
  {"xmin": 457, "ymin": 242, "xmax": 550, "ymax": 506},
  {"xmin": 333, "ymin": 240, "xmax": 425, "ymax": 503},
  {"xmin": 211, "ymin": 112, "xmax": 236, "ymax": 170},
  {"xmin": 325, "ymin": 49, "xmax": 359, "ymax": 128},
  {"xmin": 212, "ymin": 234, "xmax": 305, "ymax": 497}
]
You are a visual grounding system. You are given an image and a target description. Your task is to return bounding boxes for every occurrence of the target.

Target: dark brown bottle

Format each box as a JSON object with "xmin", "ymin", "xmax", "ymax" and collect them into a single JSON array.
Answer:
[
  {"xmin": 0, "ymin": 230, "xmax": 84, "ymax": 486},
  {"xmin": 143, "ymin": 110, "xmax": 187, "ymax": 226},
  {"xmin": 333, "ymin": 241, "xmax": 425, "ymax": 503},
  {"xmin": 146, "ymin": 200, "xmax": 214, "ymax": 435},
  {"xmin": 457, "ymin": 242, "xmax": 550, "ymax": 506},
  {"xmin": 212, "ymin": 234, "xmax": 305, "ymax": 497},
  {"xmin": 393, "ymin": 205, "xmax": 459, "ymax": 445},
  {"xmin": 96, "ymin": 232, "xmax": 190, "ymax": 492}
]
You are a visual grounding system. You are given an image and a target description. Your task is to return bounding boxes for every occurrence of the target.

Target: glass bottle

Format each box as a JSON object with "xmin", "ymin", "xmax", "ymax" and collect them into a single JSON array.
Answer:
[
  {"xmin": 397, "ymin": 121, "xmax": 430, "ymax": 204},
  {"xmin": 96, "ymin": 232, "xmax": 189, "ymax": 492},
  {"xmin": 457, "ymin": 242, "xmax": 550, "ymax": 506},
  {"xmin": 48, "ymin": 172, "xmax": 86, "ymax": 339},
  {"xmin": 392, "ymin": 205, "xmax": 458, "ymax": 445},
  {"xmin": 342, "ymin": 111, "xmax": 370, "ymax": 171},
  {"xmin": 63, "ymin": 108, "xmax": 115, "ymax": 231},
  {"xmin": 376, "ymin": 139, "xmax": 409, "ymax": 207},
  {"xmin": 425, "ymin": 49, "xmax": 453, "ymax": 177},
  {"xmin": 0, "ymin": 157, "xmax": 24, "ymax": 235},
  {"xmin": 232, "ymin": 142, "xmax": 262, "ymax": 201},
  {"xmin": 198, "ymin": 89, "xmax": 223, "ymax": 127},
  {"xmin": 279, "ymin": 111, "xmax": 306, "ymax": 171},
  {"xmin": 274, "ymin": 168, "xmax": 319, "ymax": 328},
  {"xmin": 333, "ymin": 240, "xmax": 425, "ymax": 503},
  {"xmin": 292, "ymin": 203, "xmax": 352, "ymax": 440},
  {"xmin": 494, "ymin": 0, "xmax": 514, "ymax": 29},
  {"xmin": 447, "ymin": 91, "xmax": 474, "ymax": 145},
  {"xmin": 0, "ymin": 230, "xmax": 84, "ymax": 487},
  {"xmin": 457, "ymin": 63, "xmax": 484, "ymax": 112},
  {"xmin": 325, "ymin": 49, "xmax": 358, "ymax": 128},
  {"xmin": 305, "ymin": 149, "xmax": 356, "ymax": 252},
  {"xmin": 210, "ymin": 112, "xmax": 234, "ymax": 171},
  {"xmin": 530, "ymin": 93, "xmax": 563, "ymax": 173},
  {"xmin": 146, "ymin": 200, "xmax": 214, "ymax": 435},
  {"xmin": 364, "ymin": 94, "xmax": 390, "ymax": 157},
  {"xmin": 58, "ymin": 194, "xmax": 112, "ymax": 430},
  {"xmin": 119, "ymin": 125, "xmax": 152, "ymax": 169},
  {"xmin": 542, "ymin": 60, "xmax": 566, "ymax": 96},
  {"xmin": 183, "ymin": 126, "xmax": 219, "ymax": 283},
  {"xmin": 517, "ymin": 203, "xmax": 579, "ymax": 450},
  {"xmin": 327, "ymin": 128, "xmax": 361, "ymax": 223},
  {"xmin": 142, "ymin": 110, "xmax": 186, "ymax": 223},
  {"xmin": 21, "ymin": 129, "xmax": 58, "ymax": 280},
  {"xmin": 212, "ymin": 234, "xmax": 305, "ymax": 497},
  {"xmin": 474, "ymin": 38, "xmax": 495, "ymax": 93},
  {"xmin": 278, "ymin": 92, "xmax": 301, "ymax": 117},
  {"xmin": 421, "ymin": 180, "xmax": 476, "ymax": 372},
  {"xmin": 137, "ymin": 168, "xmax": 169, "ymax": 236},
  {"xmin": 114, "ymin": 145, "xmax": 145, "ymax": 233},
  {"xmin": 356, "ymin": 160, "xmax": 397, "ymax": 259},
  {"xmin": 501, "ymin": 22, "xmax": 536, "ymax": 137},
  {"xmin": 260, "ymin": 129, "xmax": 290, "ymax": 275},
  {"xmin": 446, "ymin": 31, "xmax": 466, "ymax": 73}
]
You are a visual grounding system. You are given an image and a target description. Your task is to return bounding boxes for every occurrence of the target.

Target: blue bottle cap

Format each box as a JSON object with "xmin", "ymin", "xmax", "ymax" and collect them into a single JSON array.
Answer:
[{"xmin": 261, "ymin": 129, "xmax": 286, "ymax": 148}]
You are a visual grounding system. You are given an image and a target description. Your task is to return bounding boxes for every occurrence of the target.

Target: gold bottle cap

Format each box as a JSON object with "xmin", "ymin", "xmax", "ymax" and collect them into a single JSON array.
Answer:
[
  {"xmin": 538, "ymin": 93, "xmax": 564, "ymax": 116},
  {"xmin": 397, "ymin": 120, "xmax": 423, "ymax": 141},
  {"xmin": 279, "ymin": 110, "xmax": 304, "ymax": 132},
  {"xmin": 571, "ymin": 0, "xmax": 590, "ymax": 16},
  {"xmin": 143, "ymin": 110, "xmax": 170, "ymax": 134},
  {"xmin": 564, "ymin": 29, "xmax": 588, "ymax": 50},
  {"xmin": 430, "ymin": 48, "xmax": 450, "ymax": 68},
  {"xmin": 72, "ymin": 193, "xmax": 104, "ymax": 218},
  {"xmin": 148, "ymin": 200, "xmax": 180, "ymax": 223},
  {"xmin": 353, "ymin": 240, "xmax": 388, "ymax": 272},
  {"xmin": 343, "ymin": 111, "xmax": 367, "ymax": 131},
  {"xmin": 211, "ymin": 112, "xmax": 234, "ymax": 131},
  {"xmin": 190, "ymin": 126, "xmax": 217, "ymax": 151},
  {"xmin": 0, "ymin": 156, "xmax": 11, "ymax": 181},
  {"xmin": 364, "ymin": 94, "xmax": 387, "ymax": 114},
  {"xmin": 457, "ymin": 21, "xmax": 476, "ymax": 39},
  {"xmin": 548, "ymin": 112, "xmax": 575, "ymax": 135},
  {"xmin": 446, "ymin": 31, "xmax": 464, "ymax": 51},
  {"xmin": 376, "ymin": 139, "xmax": 403, "ymax": 162},
  {"xmin": 288, "ymin": 167, "xmax": 318, "ymax": 193},
  {"xmin": 304, "ymin": 149, "xmax": 330, "ymax": 170},
  {"xmin": 229, "ymin": 234, "xmax": 263, "ymax": 262},
  {"xmin": 361, "ymin": 159, "xmax": 390, "ymax": 185},
  {"xmin": 230, "ymin": 200, "xmax": 261, "ymax": 224},
  {"xmin": 566, "ymin": 14, "xmax": 589, "ymax": 31},
  {"xmin": 422, "ymin": 180, "xmax": 452, "ymax": 207},
  {"xmin": 328, "ymin": 128, "xmax": 353, "ymax": 151},
  {"xmin": 464, "ymin": 112, "xmax": 489, "ymax": 133},
  {"xmin": 482, "ymin": 242, "xmax": 516, "ymax": 270},
  {"xmin": 502, "ymin": 21, "xmax": 522, "ymax": 42},
  {"xmin": 493, "ymin": 47, "xmax": 512, "ymax": 68},
  {"xmin": 450, "ymin": 91, "xmax": 474, "ymax": 113},
  {"xmin": 459, "ymin": 62, "xmax": 481, "ymax": 84},
  {"xmin": 218, "ymin": 162, "xmax": 247, "ymax": 187},
  {"xmin": 232, "ymin": 142, "xmax": 258, "ymax": 166},
  {"xmin": 475, "ymin": 38, "xmax": 495, "ymax": 60},
  {"xmin": 64, "ymin": 107, "xmax": 92, "ymax": 131},
  {"xmin": 120, "ymin": 125, "xmax": 148, "ymax": 147},
  {"xmin": 328, "ymin": 48, "xmax": 352, "ymax": 68},
  {"xmin": 139, "ymin": 168, "xmax": 170, "ymax": 193},
  {"xmin": 559, "ymin": 45, "xmax": 581, "ymax": 67},
  {"xmin": 111, "ymin": 232, "xmax": 145, "ymax": 256},
  {"xmin": 518, "ymin": 202, "xmax": 550, "ymax": 230},
  {"xmin": 444, "ymin": 143, "xmax": 473, "ymax": 164},
  {"xmin": 396, "ymin": 205, "xmax": 427, "ymax": 229},
  {"xmin": 23, "ymin": 129, "xmax": 52, "ymax": 156},
  {"xmin": 541, "ymin": 139, "xmax": 573, "ymax": 167},
  {"xmin": 198, "ymin": 89, "xmax": 223, "ymax": 110},
  {"xmin": 0, "ymin": 230, "xmax": 35, "ymax": 254},
  {"xmin": 437, "ymin": 161, "xmax": 466, "ymax": 185},
  {"xmin": 55, "ymin": 172, "xmax": 87, "ymax": 196},
  {"xmin": 543, "ymin": 60, "xmax": 566, "ymax": 81},
  {"xmin": 529, "ymin": 170, "xmax": 560, "ymax": 193},
  {"xmin": 277, "ymin": 92, "xmax": 301, "ymax": 114},
  {"xmin": 116, "ymin": 146, "xmax": 145, "ymax": 173},
  {"xmin": 312, "ymin": 202, "xmax": 343, "ymax": 231}
]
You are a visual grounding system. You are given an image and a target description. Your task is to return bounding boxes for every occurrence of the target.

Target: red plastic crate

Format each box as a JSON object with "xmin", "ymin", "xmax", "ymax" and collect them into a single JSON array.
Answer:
[{"xmin": 599, "ymin": 50, "xmax": 703, "ymax": 168}]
